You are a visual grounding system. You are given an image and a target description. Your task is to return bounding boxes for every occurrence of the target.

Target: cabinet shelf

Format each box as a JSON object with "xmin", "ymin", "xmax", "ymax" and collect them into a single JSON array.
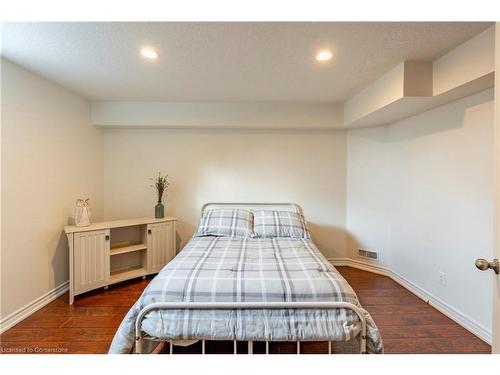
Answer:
[
  {"xmin": 110, "ymin": 243, "xmax": 147, "ymax": 256},
  {"xmin": 110, "ymin": 266, "xmax": 147, "ymax": 284}
]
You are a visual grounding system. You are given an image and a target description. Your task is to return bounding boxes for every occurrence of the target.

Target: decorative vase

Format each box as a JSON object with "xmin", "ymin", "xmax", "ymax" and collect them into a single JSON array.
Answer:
[{"xmin": 155, "ymin": 202, "xmax": 164, "ymax": 218}]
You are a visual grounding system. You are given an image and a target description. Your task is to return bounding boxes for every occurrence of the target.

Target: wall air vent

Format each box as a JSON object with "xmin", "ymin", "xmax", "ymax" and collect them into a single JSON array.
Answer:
[{"xmin": 358, "ymin": 248, "xmax": 378, "ymax": 260}]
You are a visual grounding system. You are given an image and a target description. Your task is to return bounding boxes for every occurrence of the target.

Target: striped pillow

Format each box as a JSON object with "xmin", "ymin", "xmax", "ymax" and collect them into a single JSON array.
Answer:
[
  {"xmin": 253, "ymin": 210, "xmax": 310, "ymax": 239},
  {"xmin": 195, "ymin": 208, "xmax": 254, "ymax": 238}
]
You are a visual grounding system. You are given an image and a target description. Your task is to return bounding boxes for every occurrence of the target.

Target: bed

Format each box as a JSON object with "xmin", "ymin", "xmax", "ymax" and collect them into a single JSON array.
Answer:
[{"xmin": 109, "ymin": 203, "xmax": 383, "ymax": 354}]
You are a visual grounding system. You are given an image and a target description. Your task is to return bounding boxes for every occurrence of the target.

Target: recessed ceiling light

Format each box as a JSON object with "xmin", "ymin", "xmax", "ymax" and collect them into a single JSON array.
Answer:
[
  {"xmin": 316, "ymin": 50, "xmax": 332, "ymax": 62},
  {"xmin": 140, "ymin": 47, "xmax": 159, "ymax": 60}
]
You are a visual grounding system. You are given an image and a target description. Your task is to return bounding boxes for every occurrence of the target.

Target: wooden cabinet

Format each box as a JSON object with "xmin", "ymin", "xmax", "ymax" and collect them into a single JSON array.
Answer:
[{"xmin": 65, "ymin": 217, "xmax": 177, "ymax": 304}]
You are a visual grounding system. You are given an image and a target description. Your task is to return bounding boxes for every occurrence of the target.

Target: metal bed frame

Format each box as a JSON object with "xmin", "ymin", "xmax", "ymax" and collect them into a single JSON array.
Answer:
[
  {"xmin": 133, "ymin": 203, "xmax": 367, "ymax": 354},
  {"xmin": 134, "ymin": 301, "xmax": 367, "ymax": 354},
  {"xmin": 200, "ymin": 202, "xmax": 304, "ymax": 215}
]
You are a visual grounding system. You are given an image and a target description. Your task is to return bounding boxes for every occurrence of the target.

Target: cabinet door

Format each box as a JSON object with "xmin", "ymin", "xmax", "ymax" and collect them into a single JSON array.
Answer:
[
  {"xmin": 147, "ymin": 221, "xmax": 176, "ymax": 274},
  {"xmin": 73, "ymin": 229, "xmax": 110, "ymax": 294}
]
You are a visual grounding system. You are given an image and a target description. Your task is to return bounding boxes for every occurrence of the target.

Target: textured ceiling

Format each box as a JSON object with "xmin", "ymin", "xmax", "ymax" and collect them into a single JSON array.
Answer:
[{"xmin": 1, "ymin": 22, "xmax": 492, "ymax": 102}]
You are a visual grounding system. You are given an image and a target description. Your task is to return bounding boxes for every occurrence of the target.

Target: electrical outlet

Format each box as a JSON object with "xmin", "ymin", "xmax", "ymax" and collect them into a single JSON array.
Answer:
[{"xmin": 438, "ymin": 270, "xmax": 446, "ymax": 287}]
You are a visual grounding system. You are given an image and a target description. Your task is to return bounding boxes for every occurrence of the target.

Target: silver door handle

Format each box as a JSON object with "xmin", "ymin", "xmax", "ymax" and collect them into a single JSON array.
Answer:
[{"xmin": 475, "ymin": 258, "xmax": 499, "ymax": 274}]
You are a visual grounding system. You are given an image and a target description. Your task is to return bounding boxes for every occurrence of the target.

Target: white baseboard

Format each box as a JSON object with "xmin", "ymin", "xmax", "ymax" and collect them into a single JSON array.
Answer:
[
  {"xmin": 329, "ymin": 257, "xmax": 492, "ymax": 344},
  {"xmin": 0, "ymin": 281, "xmax": 69, "ymax": 334}
]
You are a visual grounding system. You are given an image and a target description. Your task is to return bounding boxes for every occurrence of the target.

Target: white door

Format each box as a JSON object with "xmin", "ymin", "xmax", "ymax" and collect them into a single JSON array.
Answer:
[
  {"xmin": 493, "ymin": 22, "xmax": 500, "ymax": 354},
  {"xmin": 73, "ymin": 229, "xmax": 110, "ymax": 294},
  {"xmin": 478, "ymin": 22, "xmax": 500, "ymax": 354},
  {"xmin": 147, "ymin": 222, "xmax": 175, "ymax": 274}
]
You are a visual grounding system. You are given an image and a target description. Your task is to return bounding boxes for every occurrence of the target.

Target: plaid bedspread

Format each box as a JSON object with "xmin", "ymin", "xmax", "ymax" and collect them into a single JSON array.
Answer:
[{"xmin": 109, "ymin": 237, "xmax": 383, "ymax": 354}]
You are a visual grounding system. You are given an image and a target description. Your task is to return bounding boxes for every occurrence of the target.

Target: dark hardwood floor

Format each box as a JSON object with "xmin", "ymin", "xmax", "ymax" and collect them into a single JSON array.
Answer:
[
  {"xmin": 339, "ymin": 267, "xmax": 491, "ymax": 354},
  {"xmin": 0, "ymin": 267, "xmax": 491, "ymax": 354}
]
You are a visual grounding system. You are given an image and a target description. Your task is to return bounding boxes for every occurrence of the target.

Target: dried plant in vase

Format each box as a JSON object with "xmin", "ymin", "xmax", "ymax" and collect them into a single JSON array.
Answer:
[{"xmin": 150, "ymin": 173, "xmax": 170, "ymax": 218}]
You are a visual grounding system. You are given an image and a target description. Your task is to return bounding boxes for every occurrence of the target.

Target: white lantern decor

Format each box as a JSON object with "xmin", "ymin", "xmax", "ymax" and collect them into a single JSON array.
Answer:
[{"xmin": 74, "ymin": 198, "xmax": 91, "ymax": 227}]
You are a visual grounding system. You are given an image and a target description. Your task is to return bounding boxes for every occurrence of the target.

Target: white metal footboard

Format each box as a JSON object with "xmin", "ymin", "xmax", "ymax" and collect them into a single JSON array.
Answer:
[{"xmin": 134, "ymin": 301, "xmax": 367, "ymax": 354}]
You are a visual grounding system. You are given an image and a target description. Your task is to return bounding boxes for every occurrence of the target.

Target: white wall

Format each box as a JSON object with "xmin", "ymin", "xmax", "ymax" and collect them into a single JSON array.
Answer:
[
  {"xmin": 347, "ymin": 88, "xmax": 494, "ymax": 335},
  {"xmin": 103, "ymin": 129, "xmax": 347, "ymax": 258},
  {"xmin": 0, "ymin": 59, "xmax": 103, "ymax": 321}
]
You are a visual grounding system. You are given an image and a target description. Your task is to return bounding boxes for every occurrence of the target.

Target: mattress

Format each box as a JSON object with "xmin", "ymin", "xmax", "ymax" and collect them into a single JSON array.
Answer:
[{"xmin": 108, "ymin": 236, "xmax": 383, "ymax": 353}]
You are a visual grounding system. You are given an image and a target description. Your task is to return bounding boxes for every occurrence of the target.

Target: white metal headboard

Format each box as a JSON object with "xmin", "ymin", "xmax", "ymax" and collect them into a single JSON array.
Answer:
[{"xmin": 201, "ymin": 202, "xmax": 303, "ymax": 215}]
